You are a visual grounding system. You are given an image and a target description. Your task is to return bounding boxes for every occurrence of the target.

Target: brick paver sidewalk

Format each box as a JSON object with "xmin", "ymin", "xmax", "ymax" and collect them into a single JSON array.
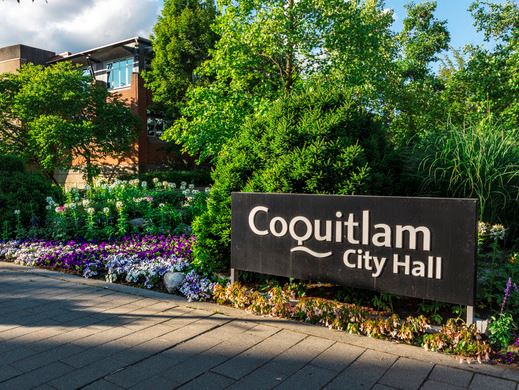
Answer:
[{"xmin": 0, "ymin": 262, "xmax": 517, "ymax": 390}]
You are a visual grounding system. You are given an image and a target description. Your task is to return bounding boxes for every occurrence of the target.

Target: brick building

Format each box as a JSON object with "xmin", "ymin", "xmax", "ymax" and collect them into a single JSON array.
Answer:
[{"xmin": 0, "ymin": 37, "xmax": 184, "ymax": 187}]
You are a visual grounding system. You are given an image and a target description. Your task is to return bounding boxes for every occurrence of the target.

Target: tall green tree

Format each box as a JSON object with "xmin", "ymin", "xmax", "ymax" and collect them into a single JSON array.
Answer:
[
  {"xmin": 440, "ymin": 0, "xmax": 518, "ymax": 129},
  {"xmin": 161, "ymin": 0, "xmax": 395, "ymax": 161},
  {"xmin": 0, "ymin": 62, "xmax": 139, "ymax": 184},
  {"xmin": 387, "ymin": 1, "xmax": 450, "ymax": 144},
  {"xmin": 142, "ymin": 0, "xmax": 217, "ymax": 119}
]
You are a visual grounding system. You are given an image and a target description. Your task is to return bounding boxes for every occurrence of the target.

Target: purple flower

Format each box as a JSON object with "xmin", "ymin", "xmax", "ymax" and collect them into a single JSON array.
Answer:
[{"xmin": 501, "ymin": 277, "xmax": 519, "ymax": 313}]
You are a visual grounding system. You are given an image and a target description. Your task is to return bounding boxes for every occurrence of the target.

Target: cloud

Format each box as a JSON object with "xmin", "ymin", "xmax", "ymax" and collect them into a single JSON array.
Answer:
[{"xmin": 0, "ymin": 0, "xmax": 162, "ymax": 53}]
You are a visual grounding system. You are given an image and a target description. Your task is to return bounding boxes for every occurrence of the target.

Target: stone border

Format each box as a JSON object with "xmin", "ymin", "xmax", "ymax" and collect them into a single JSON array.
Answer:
[{"xmin": 2, "ymin": 261, "xmax": 518, "ymax": 382}]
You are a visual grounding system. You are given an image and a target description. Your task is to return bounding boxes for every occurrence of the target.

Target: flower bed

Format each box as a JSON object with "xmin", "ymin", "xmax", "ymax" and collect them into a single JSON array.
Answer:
[
  {"xmin": 0, "ymin": 235, "xmax": 214, "ymax": 301},
  {"xmin": 4, "ymin": 178, "xmax": 209, "ymax": 241},
  {"xmin": 214, "ymin": 282, "xmax": 496, "ymax": 363}
]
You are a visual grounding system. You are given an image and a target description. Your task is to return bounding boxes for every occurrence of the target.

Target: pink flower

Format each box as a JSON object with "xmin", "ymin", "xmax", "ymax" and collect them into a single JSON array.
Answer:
[{"xmin": 55, "ymin": 206, "xmax": 65, "ymax": 213}]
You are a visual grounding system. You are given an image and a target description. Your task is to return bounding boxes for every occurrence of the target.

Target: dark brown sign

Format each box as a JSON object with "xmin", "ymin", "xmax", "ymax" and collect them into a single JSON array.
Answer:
[{"xmin": 231, "ymin": 193, "xmax": 477, "ymax": 306}]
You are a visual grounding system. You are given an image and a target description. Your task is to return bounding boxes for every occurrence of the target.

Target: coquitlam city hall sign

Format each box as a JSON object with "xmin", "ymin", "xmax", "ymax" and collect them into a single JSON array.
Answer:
[{"xmin": 231, "ymin": 193, "xmax": 477, "ymax": 306}]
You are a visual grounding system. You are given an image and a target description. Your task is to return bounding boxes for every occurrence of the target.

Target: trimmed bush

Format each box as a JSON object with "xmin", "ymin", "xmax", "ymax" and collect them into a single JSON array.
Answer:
[
  {"xmin": 193, "ymin": 83, "xmax": 399, "ymax": 271},
  {"xmin": 0, "ymin": 155, "xmax": 59, "ymax": 239},
  {"xmin": 0, "ymin": 155, "xmax": 25, "ymax": 173}
]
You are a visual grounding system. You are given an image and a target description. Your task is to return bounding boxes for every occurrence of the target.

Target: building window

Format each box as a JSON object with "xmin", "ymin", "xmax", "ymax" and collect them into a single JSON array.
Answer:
[{"xmin": 107, "ymin": 58, "xmax": 133, "ymax": 89}]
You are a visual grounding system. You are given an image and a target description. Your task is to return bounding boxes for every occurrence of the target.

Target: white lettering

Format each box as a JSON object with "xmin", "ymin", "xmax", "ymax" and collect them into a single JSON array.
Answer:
[
  {"xmin": 343, "ymin": 249, "xmax": 357, "ymax": 268},
  {"xmin": 344, "ymin": 213, "xmax": 359, "ymax": 244},
  {"xmin": 427, "ymin": 256, "xmax": 434, "ymax": 278},
  {"xmin": 411, "ymin": 261, "xmax": 425, "ymax": 277},
  {"xmin": 362, "ymin": 250, "xmax": 373, "ymax": 271},
  {"xmin": 436, "ymin": 257, "xmax": 442, "ymax": 279},
  {"xmin": 362, "ymin": 210, "xmax": 369, "ymax": 245},
  {"xmin": 372, "ymin": 223, "xmax": 391, "ymax": 247},
  {"xmin": 395, "ymin": 225, "xmax": 431, "ymax": 251},
  {"xmin": 289, "ymin": 216, "xmax": 312, "ymax": 245},
  {"xmin": 314, "ymin": 220, "xmax": 332, "ymax": 242},
  {"xmin": 372, "ymin": 256, "xmax": 386, "ymax": 278},
  {"xmin": 270, "ymin": 217, "xmax": 288, "ymax": 237},
  {"xmin": 393, "ymin": 254, "xmax": 410, "ymax": 275},
  {"xmin": 248, "ymin": 206, "xmax": 269, "ymax": 236}
]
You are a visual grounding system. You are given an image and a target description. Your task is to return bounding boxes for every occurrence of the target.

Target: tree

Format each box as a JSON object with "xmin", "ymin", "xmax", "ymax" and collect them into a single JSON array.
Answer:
[
  {"xmin": 142, "ymin": 0, "xmax": 217, "ymax": 120},
  {"xmin": 439, "ymin": 0, "xmax": 518, "ymax": 129},
  {"xmin": 0, "ymin": 62, "xmax": 139, "ymax": 184},
  {"xmin": 386, "ymin": 1, "xmax": 450, "ymax": 144},
  {"xmin": 397, "ymin": 1, "xmax": 450, "ymax": 81},
  {"xmin": 158, "ymin": 0, "xmax": 395, "ymax": 162}
]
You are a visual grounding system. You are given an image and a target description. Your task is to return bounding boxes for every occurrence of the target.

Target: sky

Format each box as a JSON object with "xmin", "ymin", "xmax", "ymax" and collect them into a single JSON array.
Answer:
[
  {"xmin": 0, "ymin": 0, "xmax": 162, "ymax": 53},
  {"xmin": 0, "ymin": 0, "xmax": 508, "ymax": 55}
]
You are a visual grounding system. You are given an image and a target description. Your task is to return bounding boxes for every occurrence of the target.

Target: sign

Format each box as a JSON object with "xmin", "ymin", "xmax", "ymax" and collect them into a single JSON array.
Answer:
[{"xmin": 231, "ymin": 193, "xmax": 477, "ymax": 306}]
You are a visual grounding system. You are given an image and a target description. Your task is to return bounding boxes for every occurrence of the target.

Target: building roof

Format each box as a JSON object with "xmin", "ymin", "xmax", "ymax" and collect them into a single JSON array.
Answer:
[
  {"xmin": 0, "ymin": 44, "xmax": 55, "ymax": 64},
  {"xmin": 47, "ymin": 37, "xmax": 152, "ymax": 66}
]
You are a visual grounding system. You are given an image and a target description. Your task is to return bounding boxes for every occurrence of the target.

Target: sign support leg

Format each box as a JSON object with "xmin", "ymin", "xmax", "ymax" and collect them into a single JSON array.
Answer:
[
  {"xmin": 230, "ymin": 268, "xmax": 240, "ymax": 284},
  {"xmin": 466, "ymin": 305, "xmax": 474, "ymax": 325}
]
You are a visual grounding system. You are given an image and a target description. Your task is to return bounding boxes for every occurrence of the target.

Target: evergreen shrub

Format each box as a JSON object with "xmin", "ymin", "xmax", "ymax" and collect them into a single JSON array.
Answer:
[
  {"xmin": 0, "ymin": 155, "xmax": 59, "ymax": 237},
  {"xmin": 193, "ymin": 83, "xmax": 399, "ymax": 271}
]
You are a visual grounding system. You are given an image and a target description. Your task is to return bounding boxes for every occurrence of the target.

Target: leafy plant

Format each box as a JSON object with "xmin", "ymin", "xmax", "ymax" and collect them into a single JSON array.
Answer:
[
  {"xmin": 488, "ymin": 313, "xmax": 517, "ymax": 351},
  {"xmin": 418, "ymin": 118, "xmax": 519, "ymax": 230},
  {"xmin": 418, "ymin": 301, "xmax": 445, "ymax": 325}
]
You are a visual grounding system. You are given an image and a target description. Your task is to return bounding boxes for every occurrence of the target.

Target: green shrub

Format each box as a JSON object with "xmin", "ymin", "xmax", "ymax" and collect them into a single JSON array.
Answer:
[
  {"xmin": 193, "ymin": 83, "xmax": 399, "ymax": 271},
  {"xmin": 417, "ymin": 118, "xmax": 519, "ymax": 235},
  {"xmin": 0, "ymin": 155, "xmax": 60, "ymax": 239},
  {"xmin": 0, "ymin": 155, "xmax": 25, "ymax": 173},
  {"xmin": 488, "ymin": 313, "xmax": 517, "ymax": 351}
]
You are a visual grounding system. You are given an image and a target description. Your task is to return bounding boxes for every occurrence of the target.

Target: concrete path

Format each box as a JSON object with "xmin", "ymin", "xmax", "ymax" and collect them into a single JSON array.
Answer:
[{"xmin": 0, "ymin": 262, "xmax": 517, "ymax": 390}]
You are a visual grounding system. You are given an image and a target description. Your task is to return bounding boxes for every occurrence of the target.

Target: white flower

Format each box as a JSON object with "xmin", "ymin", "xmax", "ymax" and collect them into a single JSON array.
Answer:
[
  {"xmin": 152, "ymin": 177, "xmax": 159, "ymax": 184},
  {"xmin": 82, "ymin": 199, "xmax": 90, "ymax": 207},
  {"xmin": 162, "ymin": 181, "xmax": 169, "ymax": 188},
  {"xmin": 158, "ymin": 203, "xmax": 165, "ymax": 208},
  {"xmin": 45, "ymin": 205, "xmax": 51, "ymax": 211},
  {"xmin": 168, "ymin": 182, "xmax": 176, "ymax": 189},
  {"xmin": 103, "ymin": 207, "xmax": 110, "ymax": 214},
  {"xmin": 13, "ymin": 209, "xmax": 21, "ymax": 215},
  {"xmin": 141, "ymin": 181, "xmax": 147, "ymax": 188},
  {"xmin": 181, "ymin": 181, "xmax": 187, "ymax": 187},
  {"xmin": 46, "ymin": 196, "xmax": 54, "ymax": 204},
  {"xmin": 69, "ymin": 203, "xmax": 77, "ymax": 210},
  {"xmin": 116, "ymin": 201, "xmax": 124, "ymax": 209},
  {"xmin": 204, "ymin": 187, "xmax": 210, "ymax": 193},
  {"xmin": 86, "ymin": 207, "xmax": 95, "ymax": 214},
  {"xmin": 188, "ymin": 184, "xmax": 195, "ymax": 190},
  {"xmin": 490, "ymin": 224, "xmax": 506, "ymax": 240}
]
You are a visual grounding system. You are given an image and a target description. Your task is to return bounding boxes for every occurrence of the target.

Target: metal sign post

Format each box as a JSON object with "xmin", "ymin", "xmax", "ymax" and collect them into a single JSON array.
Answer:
[{"xmin": 466, "ymin": 305, "xmax": 474, "ymax": 325}]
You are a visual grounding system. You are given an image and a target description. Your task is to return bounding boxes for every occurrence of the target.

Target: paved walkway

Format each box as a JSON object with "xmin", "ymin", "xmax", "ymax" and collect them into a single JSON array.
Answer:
[{"xmin": 0, "ymin": 262, "xmax": 517, "ymax": 390}]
